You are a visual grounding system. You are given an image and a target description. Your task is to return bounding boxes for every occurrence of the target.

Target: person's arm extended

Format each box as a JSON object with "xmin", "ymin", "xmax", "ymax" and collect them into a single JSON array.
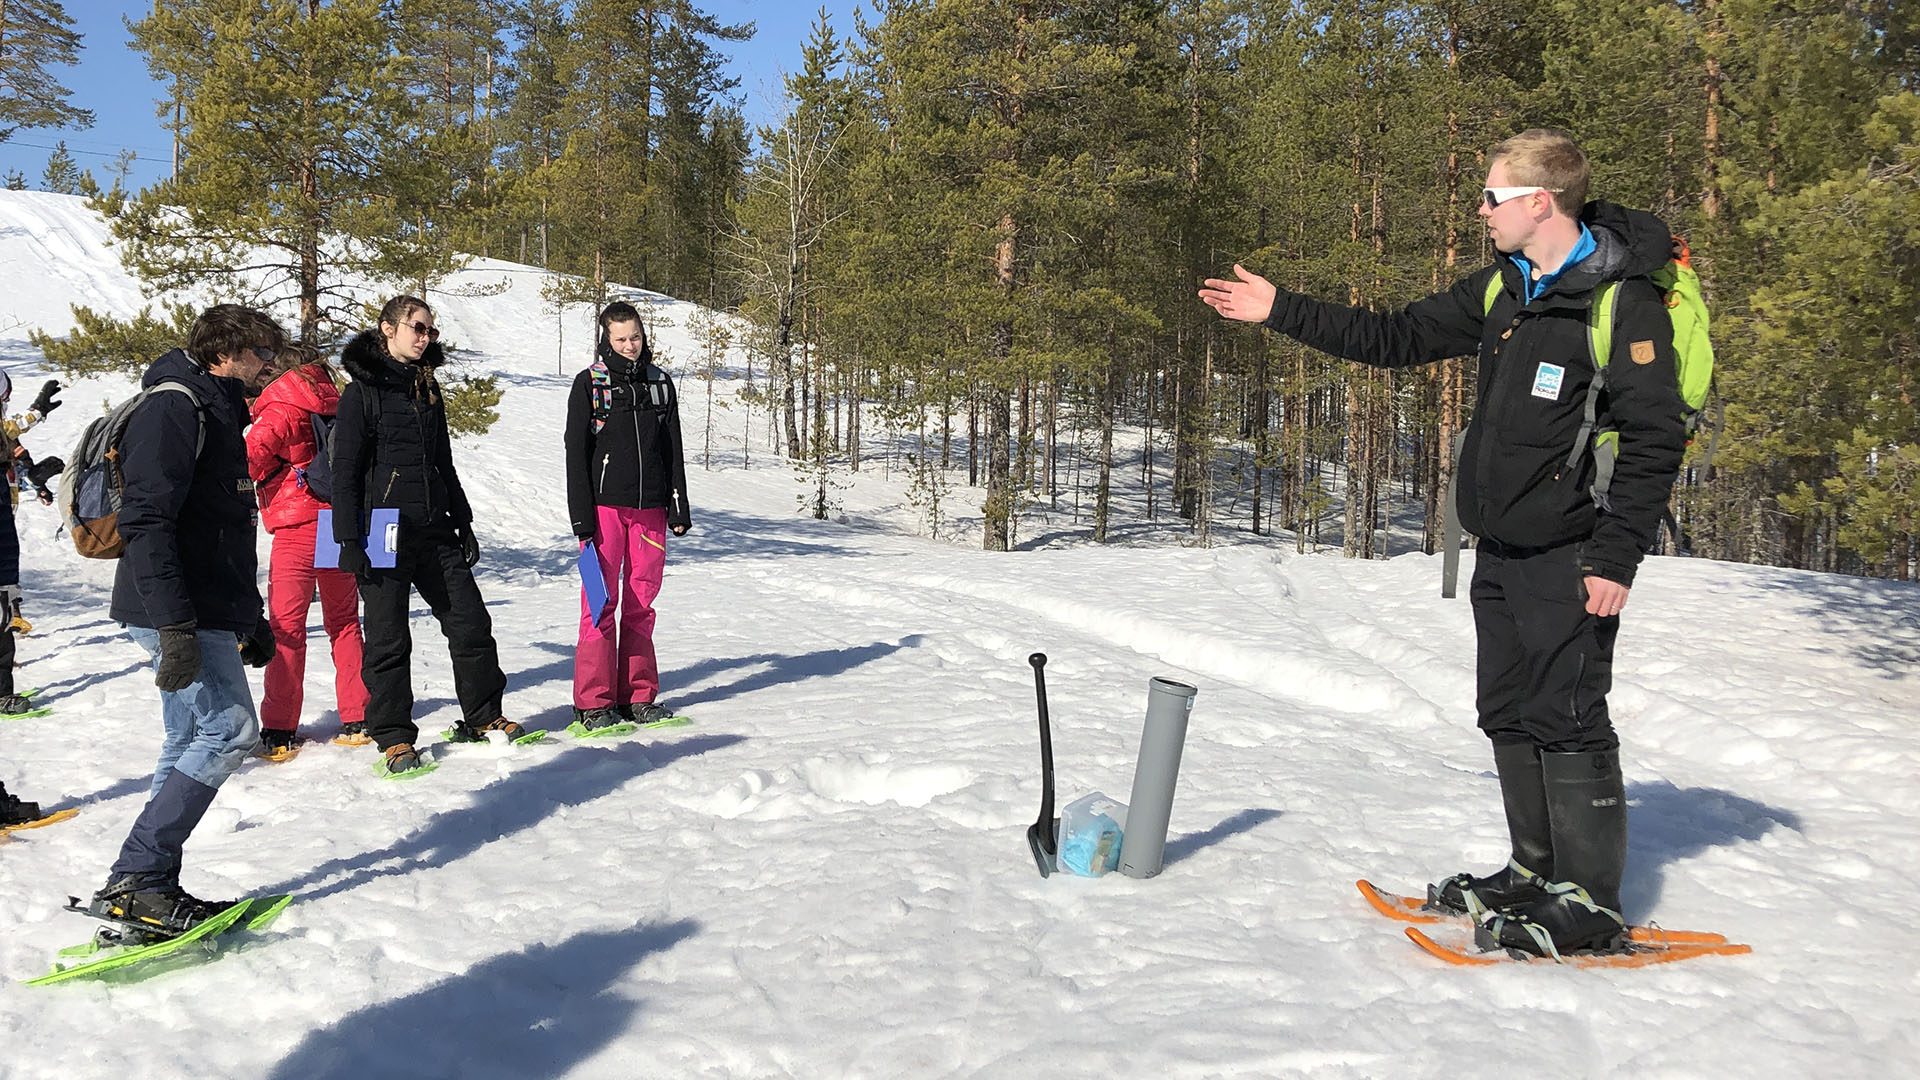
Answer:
[{"xmin": 1202, "ymin": 263, "xmax": 1492, "ymax": 369}]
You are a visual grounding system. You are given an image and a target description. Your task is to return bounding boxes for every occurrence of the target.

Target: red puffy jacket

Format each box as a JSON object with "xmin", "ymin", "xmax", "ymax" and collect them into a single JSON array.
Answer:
[{"xmin": 247, "ymin": 362, "xmax": 341, "ymax": 533}]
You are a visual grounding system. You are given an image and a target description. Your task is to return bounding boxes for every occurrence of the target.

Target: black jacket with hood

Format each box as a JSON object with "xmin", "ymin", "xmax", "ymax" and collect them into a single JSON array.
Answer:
[
  {"xmin": 331, "ymin": 330, "xmax": 475, "ymax": 544},
  {"xmin": 563, "ymin": 335, "xmax": 692, "ymax": 537},
  {"xmin": 109, "ymin": 349, "xmax": 263, "ymax": 632},
  {"xmin": 1261, "ymin": 201, "xmax": 1687, "ymax": 585}
]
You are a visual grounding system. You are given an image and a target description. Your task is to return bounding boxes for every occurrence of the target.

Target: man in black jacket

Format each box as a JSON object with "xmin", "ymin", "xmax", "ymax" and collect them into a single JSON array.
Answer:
[
  {"xmin": 1200, "ymin": 130, "xmax": 1687, "ymax": 957},
  {"xmin": 90, "ymin": 304, "xmax": 281, "ymax": 933},
  {"xmin": 331, "ymin": 295, "xmax": 522, "ymax": 776},
  {"xmin": 562, "ymin": 301, "xmax": 692, "ymax": 732}
]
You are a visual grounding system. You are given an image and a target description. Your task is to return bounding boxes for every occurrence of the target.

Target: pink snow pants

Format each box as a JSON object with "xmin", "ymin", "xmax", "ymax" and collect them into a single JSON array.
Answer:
[
  {"xmin": 261, "ymin": 519, "xmax": 370, "ymax": 732},
  {"xmin": 574, "ymin": 505, "xmax": 669, "ymax": 710}
]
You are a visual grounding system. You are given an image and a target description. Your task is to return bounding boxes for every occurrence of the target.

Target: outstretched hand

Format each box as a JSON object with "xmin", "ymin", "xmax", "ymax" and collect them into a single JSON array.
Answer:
[{"xmin": 1198, "ymin": 264, "xmax": 1279, "ymax": 324}]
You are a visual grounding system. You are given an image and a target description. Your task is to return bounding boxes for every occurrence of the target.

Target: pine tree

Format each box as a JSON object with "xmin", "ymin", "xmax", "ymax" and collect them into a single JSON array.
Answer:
[
  {"xmin": 38, "ymin": 138, "xmax": 80, "ymax": 193},
  {"xmin": 109, "ymin": 0, "xmax": 444, "ymax": 340},
  {"xmin": 0, "ymin": 0, "xmax": 92, "ymax": 143}
]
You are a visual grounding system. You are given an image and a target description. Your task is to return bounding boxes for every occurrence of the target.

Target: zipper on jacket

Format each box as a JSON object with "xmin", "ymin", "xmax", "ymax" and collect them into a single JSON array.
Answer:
[
  {"xmin": 633, "ymin": 389, "xmax": 647, "ymax": 509},
  {"xmin": 598, "ymin": 452, "xmax": 611, "ymax": 493},
  {"xmin": 382, "ymin": 468, "xmax": 400, "ymax": 501}
]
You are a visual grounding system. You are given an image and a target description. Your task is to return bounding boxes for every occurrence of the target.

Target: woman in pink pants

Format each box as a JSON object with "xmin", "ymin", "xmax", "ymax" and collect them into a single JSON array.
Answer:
[
  {"xmin": 246, "ymin": 344, "xmax": 370, "ymax": 753},
  {"xmin": 563, "ymin": 301, "xmax": 691, "ymax": 732}
]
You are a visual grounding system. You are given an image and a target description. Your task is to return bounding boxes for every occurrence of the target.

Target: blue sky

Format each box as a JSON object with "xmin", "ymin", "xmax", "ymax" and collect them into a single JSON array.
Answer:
[{"xmin": 0, "ymin": 0, "xmax": 862, "ymax": 192}]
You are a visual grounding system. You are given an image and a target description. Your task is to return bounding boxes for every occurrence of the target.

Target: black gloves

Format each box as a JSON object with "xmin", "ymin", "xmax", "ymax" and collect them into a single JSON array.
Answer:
[
  {"xmin": 574, "ymin": 522, "xmax": 596, "ymax": 543},
  {"xmin": 238, "ymin": 616, "xmax": 275, "ymax": 668},
  {"xmin": 29, "ymin": 380, "xmax": 60, "ymax": 417},
  {"xmin": 457, "ymin": 527, "xmax": 480, "ymax": 568},
  {"xmin": 336, "ymin": 542, "xmax": 372, "ymax": 579},
  {"xmin": 155, "ymin": 625, "xmax": 201, "ymax": 692},
  {"xmin": 25, "ymin": 456, "xmax": 62, "ymax": 489}
]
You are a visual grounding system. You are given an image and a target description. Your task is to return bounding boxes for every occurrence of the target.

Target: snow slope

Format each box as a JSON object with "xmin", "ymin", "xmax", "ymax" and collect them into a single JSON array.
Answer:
[{"xmin": 0, "ymin": 190, "xmax": 1916, "ymax": 1079}]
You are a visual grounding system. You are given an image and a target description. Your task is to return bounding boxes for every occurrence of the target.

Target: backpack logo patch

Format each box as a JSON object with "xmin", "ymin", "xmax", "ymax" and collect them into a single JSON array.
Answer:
[
  {"xmin": 1531, "ymin": 363, "xmax": 1565, "ymax": 400},
  {"xmin": 1630, "ymin": 340, "xmax": 1656, "ymax": 365}
]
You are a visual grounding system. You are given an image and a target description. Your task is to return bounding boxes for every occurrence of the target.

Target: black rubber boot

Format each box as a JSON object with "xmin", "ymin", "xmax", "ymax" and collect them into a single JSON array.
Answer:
[
  {"xmin": 1429, "ymin": 742, "xmax": 1554, "ymax": 915},
  {"xmin": 1477, "ymin": 749, "xmax": 1629, "ymax": 958},
  {"xmin": 1, "ymin": 780, "xmax": 45, "ymax": 827}
]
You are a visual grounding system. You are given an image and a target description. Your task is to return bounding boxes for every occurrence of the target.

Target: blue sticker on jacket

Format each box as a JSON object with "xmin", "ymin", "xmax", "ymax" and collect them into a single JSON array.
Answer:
[{"xmin": 1531, "ymin": 363, "xmax": 1565, "ymax": 401}]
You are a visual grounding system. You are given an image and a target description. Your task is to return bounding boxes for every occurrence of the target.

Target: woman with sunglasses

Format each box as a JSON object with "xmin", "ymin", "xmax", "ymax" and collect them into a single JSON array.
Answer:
[
  {"xmin": 245, "ymin": 342, "xmax": 370, "ymax": 758},
  {"xmin": 331, "ymin": 295, "xmax": 525, "ymax": 777}
]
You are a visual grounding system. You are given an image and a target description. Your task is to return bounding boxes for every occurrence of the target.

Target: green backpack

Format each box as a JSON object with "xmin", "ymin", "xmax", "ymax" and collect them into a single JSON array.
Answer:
[{"xmin": 1480, "ymin": 237, "xmax": 1715, "ymax": 507}]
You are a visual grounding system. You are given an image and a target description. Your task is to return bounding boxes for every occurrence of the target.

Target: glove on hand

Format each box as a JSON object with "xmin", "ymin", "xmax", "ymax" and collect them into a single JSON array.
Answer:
[
  {"xmin": 458, "ymin": 527, "xmax": 480, "ymax": 569},
  {"xmin": 25, "ymin": 456, "xmax": 62, "ymax": 488},
  {"xmin": 336, "ymin": 542, "xmax": 373, "ymax": 579},
  {"xmin": 155, "ymin": 626, "xmax": 201, "ymax": 692},
  {"xmin": 239, "ymin": 616, "xmax": 275, "ymax": 668},
  {"xmin": 29, "ymin": 380, "xmax": 61, "ymax": 417}
]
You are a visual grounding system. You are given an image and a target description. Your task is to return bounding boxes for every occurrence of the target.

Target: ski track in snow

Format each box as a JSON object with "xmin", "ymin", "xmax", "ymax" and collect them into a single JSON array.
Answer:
[{"xmin": 0, "ymin": 191, "xmax": 1917, "ymax": 1079}]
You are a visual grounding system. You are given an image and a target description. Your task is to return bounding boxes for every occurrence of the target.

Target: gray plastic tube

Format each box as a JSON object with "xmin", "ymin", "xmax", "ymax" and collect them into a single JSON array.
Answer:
[{"xmin": 1118, "ymin": 677, "xmax": 1198, "ymax": 879}]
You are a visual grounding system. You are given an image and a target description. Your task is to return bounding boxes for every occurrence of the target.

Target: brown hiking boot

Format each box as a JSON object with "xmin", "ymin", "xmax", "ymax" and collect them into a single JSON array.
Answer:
[
  {"xmin": 381, "ymin": 743, "xmax": 426, "ymax": 776},
  {"xmin": 449, "ymin": 717, "xmax": 542, "ymax": 745}
]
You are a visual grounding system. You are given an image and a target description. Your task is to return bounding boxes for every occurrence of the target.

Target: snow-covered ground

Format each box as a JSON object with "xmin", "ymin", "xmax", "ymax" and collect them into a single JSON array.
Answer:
[{"xmin": 1, "ymin": 190, "xmax": 1916, "ymax": 1079}]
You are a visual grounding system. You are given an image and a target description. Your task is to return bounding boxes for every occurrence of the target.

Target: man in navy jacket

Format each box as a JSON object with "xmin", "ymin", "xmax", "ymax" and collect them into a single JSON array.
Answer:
[
  {"xmin": 1201, "ymin": 130, "xmax": 1687, "ymax": 957},
  {"xmin": 90, "ymin": 304, "xmax": 281, "ymax": 934}
]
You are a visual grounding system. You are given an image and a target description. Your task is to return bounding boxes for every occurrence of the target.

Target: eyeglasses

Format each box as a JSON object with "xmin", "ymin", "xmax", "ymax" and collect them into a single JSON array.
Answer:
[
  {"xmin": 248, "ymin": 345, "xmax": 277, "ymax": 365},
  {"xmin": 1482, "ymin": 185, "xmax": 1562, "ymax": 209},
  {"xmin": 406, "ymin": 320, "xmax": 440, "ymax": 341}
]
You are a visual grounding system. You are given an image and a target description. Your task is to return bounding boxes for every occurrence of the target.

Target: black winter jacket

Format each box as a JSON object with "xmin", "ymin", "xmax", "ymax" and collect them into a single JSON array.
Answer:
[
  {"xmin": 564, "ymin": 339, "xmax": 691, "ymax": 536},
  {"xmin": 109, "ymin": 349, "xmax": 263, "ymax": 632},
  {"xmin": 331, "ymin": 330, "xmax": 475, "ymax": 544},
  {"xmin": 1262, "ymin": 201, "xmax": 1687, "ymax": 586}
]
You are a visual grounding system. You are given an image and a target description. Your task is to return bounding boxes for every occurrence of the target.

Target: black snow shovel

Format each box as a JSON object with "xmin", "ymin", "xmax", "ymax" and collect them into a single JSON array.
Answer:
[{"xmin": 1026, "ymin": 652, "xmax": 1058, "ymax": 877}]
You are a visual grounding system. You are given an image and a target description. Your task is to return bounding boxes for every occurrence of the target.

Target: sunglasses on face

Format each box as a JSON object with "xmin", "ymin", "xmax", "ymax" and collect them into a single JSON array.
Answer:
[
  {"xmin": 406, "ymin": 320, "xmax": 440, "ymax": 341},
  {"xmin": 248, "ymin": 345, "xmax": 277, "ymax": 365},
  {"xmin": 1482, "ymin": 185, "xmax": 1562, "ymax": 209}
]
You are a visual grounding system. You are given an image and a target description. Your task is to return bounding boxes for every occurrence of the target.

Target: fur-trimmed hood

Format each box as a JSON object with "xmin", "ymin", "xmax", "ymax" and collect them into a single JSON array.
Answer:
[{"xmin": 341, "ymin": 328, "xmax": 446, "ymax": 387}]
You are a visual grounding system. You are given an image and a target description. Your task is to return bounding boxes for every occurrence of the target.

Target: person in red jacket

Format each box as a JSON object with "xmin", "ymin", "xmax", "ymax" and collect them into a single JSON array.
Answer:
[{"xmin": 246, "ymin": 343, "xmax": 371, "ymax": 755}]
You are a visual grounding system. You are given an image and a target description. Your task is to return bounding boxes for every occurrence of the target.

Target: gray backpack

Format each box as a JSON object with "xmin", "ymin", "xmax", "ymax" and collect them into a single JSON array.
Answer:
[{"xmin": 57, "ymin": 383, "xmax": 204, "ymax": 559}]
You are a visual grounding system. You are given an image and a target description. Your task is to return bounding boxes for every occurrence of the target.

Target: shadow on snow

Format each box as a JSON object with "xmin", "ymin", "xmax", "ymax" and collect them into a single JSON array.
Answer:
[{"xmin": 264, "ymin": 919, "xmax": 702, "ymax": 1080}]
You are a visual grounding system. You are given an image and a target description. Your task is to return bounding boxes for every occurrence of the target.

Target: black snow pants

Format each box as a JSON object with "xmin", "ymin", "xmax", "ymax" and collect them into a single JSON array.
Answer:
[
  {"xmin": 357, "ymin": 521, "xmax": 506, "ymax": 751},
  {"xmin": 1470, "ymin": 539, "xmax": 1620, "ymax": 754}
]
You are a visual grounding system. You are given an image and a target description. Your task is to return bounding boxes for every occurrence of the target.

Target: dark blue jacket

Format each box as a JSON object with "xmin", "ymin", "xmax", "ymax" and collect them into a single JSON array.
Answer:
[{"xmin": 109, "ymin": 350, "xmax": 262, "ymax": 632}]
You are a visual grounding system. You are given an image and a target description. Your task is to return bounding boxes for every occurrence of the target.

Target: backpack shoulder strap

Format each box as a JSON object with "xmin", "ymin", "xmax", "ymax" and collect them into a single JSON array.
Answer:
[
  {"xmin": 1568, "ymin": 280, "xmax": 1626, "ymax": 508},
  {"xmin": 1480, "ymin": 271, "xmax": 1502, "ymax": 317},
  {"xmin": 146, "ymin": 382, "xmax": 207, "ymax": 458}
]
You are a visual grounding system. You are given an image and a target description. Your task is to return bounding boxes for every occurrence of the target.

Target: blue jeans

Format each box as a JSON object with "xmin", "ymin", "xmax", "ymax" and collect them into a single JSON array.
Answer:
[{"xmin": 126, "ymin": 625, "xmax": 261, "ymax": 796}]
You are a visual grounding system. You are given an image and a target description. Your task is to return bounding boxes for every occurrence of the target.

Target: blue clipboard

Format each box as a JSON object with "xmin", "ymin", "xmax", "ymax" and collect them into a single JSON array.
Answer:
[
  {"xmin": 579, "ymin": 540, "xmax": 611, "ymax": 622},
  {"xmin": 314, "ymin": 508, "xmax": 400, "ymax": 569}
]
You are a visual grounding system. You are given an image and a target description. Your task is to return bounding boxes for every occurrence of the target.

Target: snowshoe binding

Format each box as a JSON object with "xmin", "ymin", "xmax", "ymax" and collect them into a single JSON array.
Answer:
[
  {"xmin": 1427, "ymin": 858, "xmax": 1552, "ymax": 918},
  {"xmin": 567, "ymin": 706, "xmax": 634, "ymax": 739},
  {"xmin": 79, "ymin": 876, "xmax": 238, "ymax": 942},
  {"xmin": 374, "ymin": 742, "xmax": 437, "ymax": 780},
  {"xmin": 256, "ymin": 728, "xmax": 302, "ymax": 763},
  {"xmin": 445, "ymin": 717, "xmax": 546, "ymax": 746}
]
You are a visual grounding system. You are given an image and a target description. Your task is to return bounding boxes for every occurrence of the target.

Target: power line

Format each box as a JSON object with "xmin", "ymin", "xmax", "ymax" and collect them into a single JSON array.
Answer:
[{"xmin": 0, "ymin": 140, "xmax": 164, "ymax": 163}]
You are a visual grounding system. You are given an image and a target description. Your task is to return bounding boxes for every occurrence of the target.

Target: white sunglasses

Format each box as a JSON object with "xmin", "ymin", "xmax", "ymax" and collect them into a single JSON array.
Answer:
[{"xmin": 1482, "ymin": 185, "xmax": 1562, "ymax": 209}]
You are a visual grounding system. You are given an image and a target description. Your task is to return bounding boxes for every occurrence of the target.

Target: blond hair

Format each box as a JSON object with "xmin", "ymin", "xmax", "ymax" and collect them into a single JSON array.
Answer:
[{"xmin": 1490, "ymin": 129, "xmax": 1589, "ymax": 217}]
